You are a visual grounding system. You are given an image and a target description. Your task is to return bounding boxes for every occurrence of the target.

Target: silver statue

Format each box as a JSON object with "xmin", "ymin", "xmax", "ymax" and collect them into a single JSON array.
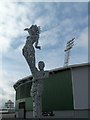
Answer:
[
  {"xmin": 22, "ymin": 25, "xmax": 41, "ymax": 76},
  {"xmin": 22, "ymin": 25, "xmax": 49, "ymax": 118}
]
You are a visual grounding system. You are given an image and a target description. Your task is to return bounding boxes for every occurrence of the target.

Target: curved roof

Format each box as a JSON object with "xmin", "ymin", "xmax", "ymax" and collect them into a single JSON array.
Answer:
[{"xmin": 13, "ymin": 63, "xmax": 89, "ymax": 90}]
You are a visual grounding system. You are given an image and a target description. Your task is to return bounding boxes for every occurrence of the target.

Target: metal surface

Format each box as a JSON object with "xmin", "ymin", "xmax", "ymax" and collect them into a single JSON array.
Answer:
[
  {"xmin": 22, "ymin": 25, "xmax": 49, "ymax": 118},
  {"xmin": 64, "ymin": 38, "xmax": 75, "ymax": 67}
]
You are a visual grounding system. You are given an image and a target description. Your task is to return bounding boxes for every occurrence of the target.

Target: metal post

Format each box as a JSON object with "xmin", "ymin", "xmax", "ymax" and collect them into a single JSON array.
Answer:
[{"xmin": 64, "ymin": 38, "xmax": 75, "ymax": 67}]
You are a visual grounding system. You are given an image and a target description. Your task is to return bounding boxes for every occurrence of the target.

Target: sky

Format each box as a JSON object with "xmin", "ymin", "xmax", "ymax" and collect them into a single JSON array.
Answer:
[{"xmin": 0, "ymin": 1, "xmax": 88, "ymax": 108}]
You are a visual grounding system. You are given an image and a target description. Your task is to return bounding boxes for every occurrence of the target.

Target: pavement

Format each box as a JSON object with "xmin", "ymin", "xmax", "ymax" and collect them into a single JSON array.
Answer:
[
  {"xmin": 0, "ymin": 113, "xmax": 15, "ymax": 119},
  {"xmin": 0, "ymin": 110, "xmax": 89, "ymax": 119}
]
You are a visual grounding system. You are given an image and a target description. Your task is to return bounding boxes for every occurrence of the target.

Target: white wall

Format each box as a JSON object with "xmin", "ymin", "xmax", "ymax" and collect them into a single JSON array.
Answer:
[{"xmin": 71, "ymin": 65, "xmax": 88, "ymax": 109}]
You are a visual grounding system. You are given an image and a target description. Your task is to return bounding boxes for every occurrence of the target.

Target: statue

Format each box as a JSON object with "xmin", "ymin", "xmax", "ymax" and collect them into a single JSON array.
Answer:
[
  {"xmin": 22, "ymin": 25, "xmax": 41, "ymax": 76},
  {"xmin": 22, "ymin": 25, "xmax": 49, "ymax": 118}
]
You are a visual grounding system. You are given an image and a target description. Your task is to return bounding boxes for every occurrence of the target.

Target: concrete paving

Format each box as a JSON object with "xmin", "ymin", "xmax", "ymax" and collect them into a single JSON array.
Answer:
[
  {"xmin": 0, "ymin": 110, "xmax": 89, "ymax": 119},
  {"xmin": 0, "ymin": 113, "xmax": 15, "ymax": 118}
]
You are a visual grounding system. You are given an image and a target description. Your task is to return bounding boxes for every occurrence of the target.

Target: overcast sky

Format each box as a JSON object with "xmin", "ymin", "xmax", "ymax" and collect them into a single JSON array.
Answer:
[{"xmin": 0, "ymin": 1, "xmax": 88, "ymax": 108}]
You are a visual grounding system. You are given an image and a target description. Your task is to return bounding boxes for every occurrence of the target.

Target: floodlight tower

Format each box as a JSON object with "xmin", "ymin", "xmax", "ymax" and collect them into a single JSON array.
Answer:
[{"xmin": 64, "ymin": 38, "xmax": 75, "ymax": 67}]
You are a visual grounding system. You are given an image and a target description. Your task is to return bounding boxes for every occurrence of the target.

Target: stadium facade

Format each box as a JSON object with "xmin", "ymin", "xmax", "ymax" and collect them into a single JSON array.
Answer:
[{"xmin": 13, "ymin": 63, "xmax": 89, "ymax": 118}]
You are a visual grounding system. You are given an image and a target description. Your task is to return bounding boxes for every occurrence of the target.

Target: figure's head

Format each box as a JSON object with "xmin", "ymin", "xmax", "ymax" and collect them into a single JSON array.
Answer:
[{"xmin": 38, "ymin": 61, "xmax": 45, "ymax": 71}]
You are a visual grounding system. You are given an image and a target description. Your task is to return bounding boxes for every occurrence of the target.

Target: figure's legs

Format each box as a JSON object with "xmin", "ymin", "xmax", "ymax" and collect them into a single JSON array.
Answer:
[
  {"xmin": 22, "ymin": 48, "xmax": 37, "ymax": 75},
  {"xmin": 32, "ymin": 94, "xmax": 42, "ymax": 118},
  {"xmin": 32, "ymin": 95, "xmax": 39, "ymax": 118},
  {"xmin": 32, "ymin": 83, "xmax": 42, "ymax": 118},
  {"xmin": 31, "ymin": 83, "xmax": 38, "ymax": 118},
  {"xmin": 37, "ymin": 85, "xmax": 43, "ymax": 118},
  {"xmin": 37, "ymin": 95, "xmax": 42, "ymax": 118}
]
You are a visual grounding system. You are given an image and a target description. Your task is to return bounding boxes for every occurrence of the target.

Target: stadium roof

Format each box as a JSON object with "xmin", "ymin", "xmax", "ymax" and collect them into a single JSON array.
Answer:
[{"xmin": 13, "ymin": 62, "xmax": 89, "ymax": 90}]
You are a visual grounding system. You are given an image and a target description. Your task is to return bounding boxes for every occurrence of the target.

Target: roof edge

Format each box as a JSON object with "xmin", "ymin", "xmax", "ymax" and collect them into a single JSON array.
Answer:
[{"xmin": 13, "ymin": 62, "xmax": 90, "ymax": 90}]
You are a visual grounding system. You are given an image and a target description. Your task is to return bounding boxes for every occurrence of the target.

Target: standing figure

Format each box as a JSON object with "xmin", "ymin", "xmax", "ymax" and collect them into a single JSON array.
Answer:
[
  {"xmin": 22, "ymin": 25, "xmax": 49, "ymax": 118},
  {"xmin": 22, "ymin": 25, "xmax": 40, "ymax": 76},
  {"xmin": 31, "ymin": 61, "xmax": 49, "ymax": 118}
]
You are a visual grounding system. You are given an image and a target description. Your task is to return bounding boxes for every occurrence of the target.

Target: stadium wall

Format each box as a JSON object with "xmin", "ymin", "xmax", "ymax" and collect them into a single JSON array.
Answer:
[{"xmin": 14, "ymin": 63, "xmax": 89, "ymax": 118}]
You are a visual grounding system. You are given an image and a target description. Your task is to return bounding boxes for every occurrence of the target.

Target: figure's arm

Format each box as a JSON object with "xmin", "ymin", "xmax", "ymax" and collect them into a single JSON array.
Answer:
[
  {"xmin": 24, "ymin": 28, "xmax": 28, "ymax": 31},
  {"xmin": 35, "ymin": 39, "xmax": 41, "ymax": 49}
]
